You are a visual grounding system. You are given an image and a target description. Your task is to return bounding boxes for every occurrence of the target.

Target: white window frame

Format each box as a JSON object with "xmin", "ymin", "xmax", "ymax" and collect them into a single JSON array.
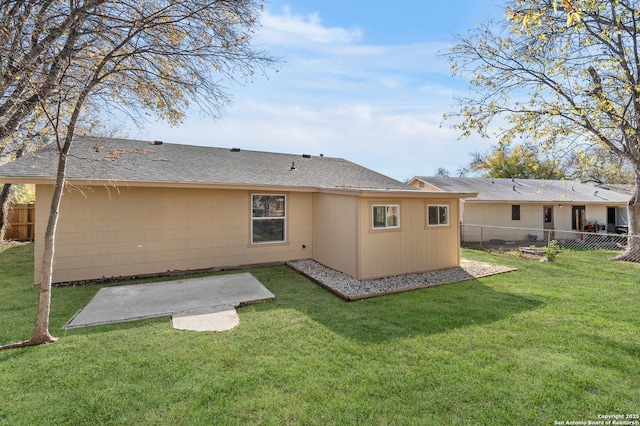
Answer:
[
  {"xmin": 251, "ymin": 194, "xmax": 286, "ymax": 244},
  {"xmin": 427, "ymin": 204, "xmax": 449, "ymax": 227},
  {"xmin": 372, "ymin": 204, "xmax": 400, "ymax": 229}
]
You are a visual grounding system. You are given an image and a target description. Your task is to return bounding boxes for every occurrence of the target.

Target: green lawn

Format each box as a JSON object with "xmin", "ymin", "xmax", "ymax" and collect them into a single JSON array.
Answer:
[{"xmin": 1, "ymin": 243, "xmax": 639, "ymax": 425}]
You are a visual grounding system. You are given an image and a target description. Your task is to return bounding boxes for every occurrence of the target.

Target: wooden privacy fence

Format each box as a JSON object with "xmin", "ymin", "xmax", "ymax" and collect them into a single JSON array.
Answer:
[{"xmin": 5, "ymin": 203, "xmax": 35, "ymax": 242}]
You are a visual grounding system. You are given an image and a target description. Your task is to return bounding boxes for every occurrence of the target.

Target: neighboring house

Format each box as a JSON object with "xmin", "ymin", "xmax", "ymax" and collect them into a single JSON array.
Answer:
[
  {"xmin": 0, "ymin": 137, "xmax": 475, "ymax": 284},
  {"xmin": 409, "ymin": 176, "xmax": 631, "ymax": 243}
]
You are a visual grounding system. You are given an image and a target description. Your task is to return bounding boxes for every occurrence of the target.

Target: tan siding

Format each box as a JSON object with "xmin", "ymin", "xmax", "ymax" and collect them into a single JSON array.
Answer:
[
  {"xmin": 464, "ymin": 203, "xmax": 539, "ymax": 227},
  {"xmin": 34, "ymin": 185, "xmax": 312, "ymax": 284},
  {"xmin": 462, "ymin": 203, "xmax": 543, "ymax": 241},
  {"xmin": 461, "ymin": 202, "xmax": 626, "ymax": 242},
  {"xmin": 555, "ymin": 206, "xmax": 574, "ymax": 231},
  {"xmin": 312, "ymin": 193, "xmax": 358, "ymax": 277},
  {"xmin": 408, "ymin": 179, "xmax": 442, "ymax": 191},
  {"xmin": 33, "ymin": 184, "xmax": 467, "ymax": 283},
  {"xmin": 357, "ymin": 198, "xmax": 460, "ymax": 279}
]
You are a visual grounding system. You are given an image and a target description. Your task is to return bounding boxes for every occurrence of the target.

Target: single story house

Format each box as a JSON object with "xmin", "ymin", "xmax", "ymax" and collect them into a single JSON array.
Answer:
[
  {"xmin": 0, "ymin": 137, "xmax": 475, "ymax": 284},
  {"xmin": 408, "ymin": 176, "xmax": 631, "ymax": 243}
]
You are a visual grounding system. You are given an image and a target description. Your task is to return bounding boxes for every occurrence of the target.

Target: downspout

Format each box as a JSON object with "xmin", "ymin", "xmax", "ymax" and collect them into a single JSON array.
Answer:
[{"xmin": 355, "ymin": 197, "xmax": 361, "ymax": 280}]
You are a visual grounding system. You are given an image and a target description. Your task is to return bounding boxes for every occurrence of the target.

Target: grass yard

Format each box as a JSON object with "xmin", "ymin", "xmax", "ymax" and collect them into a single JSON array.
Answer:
[{"xmin": 1, "ymin": 243, "xmax": 639, "ymax": 425}]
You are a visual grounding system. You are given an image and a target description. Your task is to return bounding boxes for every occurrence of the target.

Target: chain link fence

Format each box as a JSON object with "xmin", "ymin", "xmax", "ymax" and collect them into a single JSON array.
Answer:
[{"xmin": 460, "ymin": 224, "xmax": 640, "ymax": 262}]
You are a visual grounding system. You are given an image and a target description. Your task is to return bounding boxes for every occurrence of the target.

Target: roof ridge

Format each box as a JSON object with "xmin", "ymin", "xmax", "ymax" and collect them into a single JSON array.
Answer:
[
  {"xmin": 0, "ymin": 136, "xmax": 414, "ymax": 192},
  {"xmin": 73, "ymin": 135, "xmax": 342, "ymax": 160}
]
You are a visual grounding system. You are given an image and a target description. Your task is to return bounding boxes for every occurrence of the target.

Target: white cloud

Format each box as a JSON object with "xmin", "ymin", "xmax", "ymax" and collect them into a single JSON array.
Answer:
[
  {"xmin": 131, "ymin": 7, "xmax": 493, "ymax": 180},
  {"xmin": 138, "ymin": 98, "xmax": 489, "ymax": 180},
  {"xmin": 260, "ymin": 8, "xmax": 363, "ymax": 46}
]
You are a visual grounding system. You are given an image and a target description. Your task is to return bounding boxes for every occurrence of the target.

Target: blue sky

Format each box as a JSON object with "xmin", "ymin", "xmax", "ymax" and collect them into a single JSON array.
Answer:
[{"xmin": 128, "ymin": 1, "xmax": 504, "ymax": 181}]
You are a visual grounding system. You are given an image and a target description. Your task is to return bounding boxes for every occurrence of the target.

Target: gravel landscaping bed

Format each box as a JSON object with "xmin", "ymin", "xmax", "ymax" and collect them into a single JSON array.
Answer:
[{"xmin": 287, "ymin": 259, "xmax": 516, "ymax": 301}]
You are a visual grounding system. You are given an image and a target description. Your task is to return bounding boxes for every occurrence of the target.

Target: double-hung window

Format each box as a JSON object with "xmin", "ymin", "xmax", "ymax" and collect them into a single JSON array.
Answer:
[
  {"xmin": 252, "ymin": 194, "xmax": 286, "ymax": 244},
  {"xmin": 372, "ymin": 204, "xmax": 400, "ymax": 229},
  {"xmin": 427, "ymin": 204, "xmax": 449, "ymax": 226}
]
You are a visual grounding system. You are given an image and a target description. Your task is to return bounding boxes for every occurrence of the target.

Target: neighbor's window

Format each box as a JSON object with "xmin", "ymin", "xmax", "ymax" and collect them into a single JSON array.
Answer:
[
  {"xmin": 512, "ymin": 205, "xmax": 521, "ymax": 221},
  {"xmin": 252, "ymin": 194, "xmax": 286, "ymax": 244},
  {"xmin": 372, "ymin": 204, "xmax": 400, "ymax": 229},
  {"xmin": 428, "ymin": 205, "xmax": 449, "ymax": 226}
]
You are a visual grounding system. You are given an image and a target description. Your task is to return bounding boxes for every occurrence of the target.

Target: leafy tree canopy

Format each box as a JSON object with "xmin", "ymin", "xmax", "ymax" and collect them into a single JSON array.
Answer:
[
  {"xmin": 467, "ymin": 142, "xmax": 634, "ymax": 183},
  {"xmin": 0, "ymin": 0, "xmax": 275, "ymax": 150},
  {"xmin": 447, "ymin": 0, "xmax": 640, "ymax": 165},
  {"xmin": 446, "ymin": 0, "xmax": 640, "ymax": 261},
  {"xmin": 8, "ymin": 184, "xmax": 35, "ymax": 204},
  {"xmin": 468, "ymin": 143, "xmax": 565, "ymax": 179}
]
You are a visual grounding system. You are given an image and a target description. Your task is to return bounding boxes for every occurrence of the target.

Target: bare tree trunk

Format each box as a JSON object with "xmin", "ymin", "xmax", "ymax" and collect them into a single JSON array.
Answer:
[
  {"xmin": 27, "ymin": 140, "xmax": 74, "ymax": 345},
  {"xmin": 0, "ymin": 184, "xmax": 12, "ymax": 242},
  {"xmin": 615, "ymin": 169, "xmax": 640, "ymax": 262},
  {"xmin": 1, "ymin": 148, "xmax": 66, "ymax": 349}
]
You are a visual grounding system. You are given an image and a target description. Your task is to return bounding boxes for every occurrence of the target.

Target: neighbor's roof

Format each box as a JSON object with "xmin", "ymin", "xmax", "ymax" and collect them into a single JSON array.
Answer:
[
  {"xmin": 412, "ymin": 176, "xmax": 631, "ymax": 204},
  {"xmin": 595, "ymin": 183, "xmax": 635, "ymax": 195},
  {"xmin": 0, "ymin": 136, "xmax": 417, "ymax": 192}
]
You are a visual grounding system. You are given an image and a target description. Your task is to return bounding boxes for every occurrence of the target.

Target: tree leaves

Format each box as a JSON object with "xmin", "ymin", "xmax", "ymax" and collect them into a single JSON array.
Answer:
[
  {"xmin": 469, "ymin": 143, "xmax": 566, "ymax": 179},
  {"xmin": 446, "ymin": 0, "xmax": 640, "ymax": 170},
  {"xmin": 446, "ymin": 0, "xmax": 640, "ymax": 260},
  {"xmin": 0, "ymin": 0, "xmax": 277, "ymax": 148}
]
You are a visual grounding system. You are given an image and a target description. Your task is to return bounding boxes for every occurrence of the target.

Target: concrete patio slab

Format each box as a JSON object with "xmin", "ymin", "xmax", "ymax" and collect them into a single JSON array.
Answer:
[{"xmin": 64, "ymin": 273, "xmax": 275, "ymax": 329}]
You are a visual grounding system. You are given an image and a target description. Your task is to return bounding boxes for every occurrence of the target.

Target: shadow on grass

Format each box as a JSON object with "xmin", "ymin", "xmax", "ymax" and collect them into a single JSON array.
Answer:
[
  {"xmin": 250, "ymin": 267, "xmax": 543, "ymax": 343},
  {"xmin": 308, "ymin": 284, "xmax": 541, "ymax": 343},
  {"xmin": 51, "ymin": 265, "xmax": 542, "ymax": 344},
  {"xmin": 53, "ymin": 316, "xmax": 171, "ymax": 337}
]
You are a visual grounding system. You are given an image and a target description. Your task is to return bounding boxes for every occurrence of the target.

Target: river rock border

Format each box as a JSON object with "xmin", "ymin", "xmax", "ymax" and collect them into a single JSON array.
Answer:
[{"xmin": 287, "ymin": 259, "xmax": 516, "ymax": 301}]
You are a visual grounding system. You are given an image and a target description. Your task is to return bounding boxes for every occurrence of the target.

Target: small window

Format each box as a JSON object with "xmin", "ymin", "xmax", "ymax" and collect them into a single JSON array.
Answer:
[
  {"xmin": 428, "ymin": 205, "xmax": 449, "ymax": 226},
  {"xmin": 512, "ymin": 205, "xmax": 521, "ymax": 221},
  {"xmin": 372, "ymin": 204, "xmax": 400, "ymax": 229},
  {"xmin": 252, "ymin": 194, "xmax": 286, "ymax": 244}
]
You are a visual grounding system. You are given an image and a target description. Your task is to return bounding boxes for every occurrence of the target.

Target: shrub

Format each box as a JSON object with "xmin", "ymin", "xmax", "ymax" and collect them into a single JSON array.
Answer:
[{"xmin": 545, "ymin": 240, "xmax": 560, "ymax": 261}]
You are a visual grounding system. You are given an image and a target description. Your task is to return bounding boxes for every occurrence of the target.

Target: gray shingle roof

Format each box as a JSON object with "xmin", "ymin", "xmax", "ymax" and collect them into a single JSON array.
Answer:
[
  {"xmin": 0, "ymin": 136, "xmax": 415, "ymax": 191},
  {"xmin": 414, "ymin": 177, "xmax": 631, "ymax": 204},
  {"xmin": 595, "ymin": 183, "xmax": 635, "ymax": 195}
]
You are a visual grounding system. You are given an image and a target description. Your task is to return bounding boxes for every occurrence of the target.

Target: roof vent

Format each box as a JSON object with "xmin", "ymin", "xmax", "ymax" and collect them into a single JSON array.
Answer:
[
  {"xmin": 230, "ymin": 147, "xmax": 241, "ymax": 152},
  {"xmin": 302, "ymin": 154, "xmax": 311, "ymax": 158},
  {"xmin": 290, "ymin": 162, "xmax": 297, "ymax": 171},
  {"xmin": 150, "ymin": 140, "xmax": 163, "ymax": 145},
  {"xmin": 594, "ymin": 190, "xmax": 599, "ymax": 196},
  {"xmin": 513, "ymin": 185, "xmax": 516, "ymax": 191}
]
